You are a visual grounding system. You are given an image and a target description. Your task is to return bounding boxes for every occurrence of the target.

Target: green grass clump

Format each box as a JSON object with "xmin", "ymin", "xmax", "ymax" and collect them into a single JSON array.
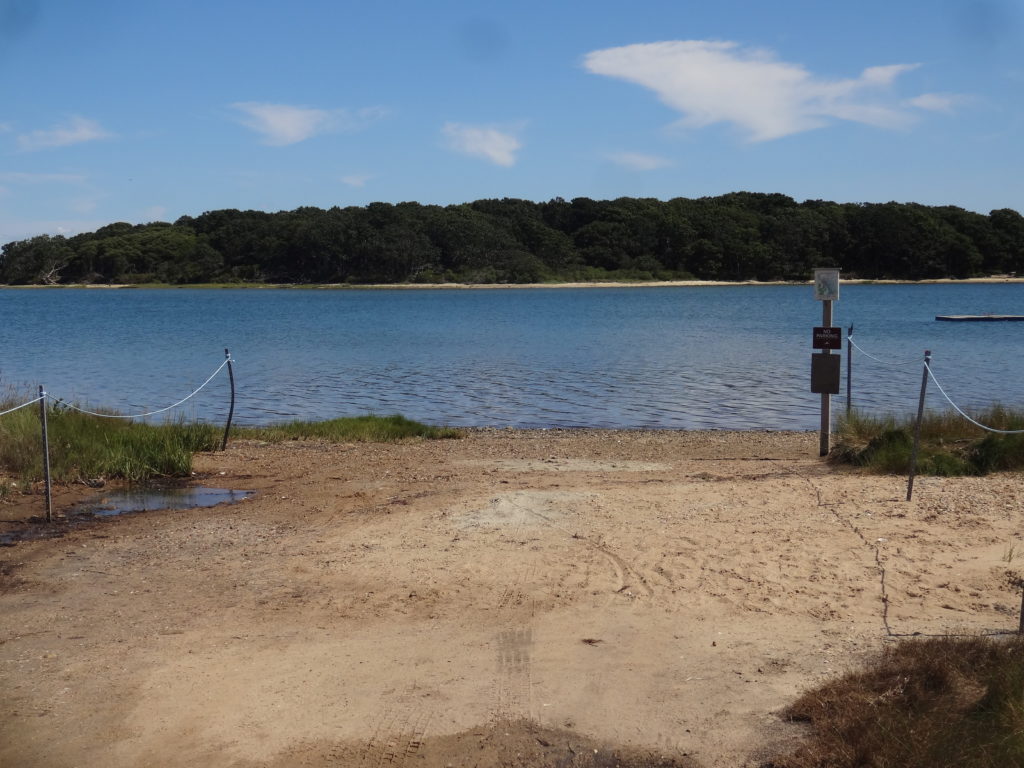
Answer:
[
  {"xmin": 832, "ymin": 407, "xmax": 1024, "ymax": 476},
  {"xmin": 236, "ymin": 414, "xmax": 461, "ymax": 443},
  {"xmin": 0, "ymin": 397, "xmax": 219, "ymax": 484},
  {"xmin": 0, "ymin": 397, "xmax": 458, "ymax": 486},
  {"xmin": 765, "ymin": 635, "xmax": 1024, "ymax": 768}
]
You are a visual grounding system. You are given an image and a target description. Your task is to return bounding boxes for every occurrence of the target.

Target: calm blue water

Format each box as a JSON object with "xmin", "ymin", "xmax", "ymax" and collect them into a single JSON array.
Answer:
[{"xmin": 0, "ymin": 284, "xmax": 1020, "ymax": 430}]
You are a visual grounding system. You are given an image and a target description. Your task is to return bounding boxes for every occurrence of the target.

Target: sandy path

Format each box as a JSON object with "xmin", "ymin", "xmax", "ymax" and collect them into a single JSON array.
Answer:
[{"xmin": 1, "ymin": 430, "xmax": 1020, "ymax": 767}]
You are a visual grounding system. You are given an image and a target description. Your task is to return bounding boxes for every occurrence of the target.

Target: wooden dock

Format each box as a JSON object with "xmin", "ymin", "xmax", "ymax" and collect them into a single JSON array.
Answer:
[{"xmin": 935, "ymin": 315, "xmax": 1024, "ymax": 321}]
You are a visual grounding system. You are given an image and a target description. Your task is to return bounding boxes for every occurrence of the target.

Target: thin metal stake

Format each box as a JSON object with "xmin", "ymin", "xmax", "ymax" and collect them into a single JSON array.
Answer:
[
  {"xmin": 38, "ymin": 386, "xmax": 53, "ymax": 522},
  {"xmin": 906, "ymin": 350, "xmax": 931, "ymax": 502},
  {"xmin": 1019, "ymin": 587, "xmax": 1024, "ymax": 635},
  {"xmin": 221, "ymin": 348, "xmax": 235, "ymax": 451},
  {"xmin": 846, "ymin": 324, "xmax": 853, "ymax": 416}
]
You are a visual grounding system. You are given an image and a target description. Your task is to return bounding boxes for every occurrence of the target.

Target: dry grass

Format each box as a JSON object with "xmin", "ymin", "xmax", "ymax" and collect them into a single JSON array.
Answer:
[{"xmin": 763, "ymin": 635, "xmax": 1024, "ymax": 768}]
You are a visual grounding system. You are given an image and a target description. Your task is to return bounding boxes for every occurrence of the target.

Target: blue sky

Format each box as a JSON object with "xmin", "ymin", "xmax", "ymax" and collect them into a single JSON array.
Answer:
[{"xmin": 0, "ymin": 0, "xmax": 1021, "ymax": 244}]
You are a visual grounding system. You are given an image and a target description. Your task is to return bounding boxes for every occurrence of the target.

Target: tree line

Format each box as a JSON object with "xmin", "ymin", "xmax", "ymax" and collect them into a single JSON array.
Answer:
[{"xmin": 2, "ymin": 193, "xmax": 1022, "ymax": 285}]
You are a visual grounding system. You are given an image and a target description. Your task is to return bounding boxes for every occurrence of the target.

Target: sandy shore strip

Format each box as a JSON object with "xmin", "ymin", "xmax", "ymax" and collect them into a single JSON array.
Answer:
[
  {"xmin": 1, "ymin": 429, "xmax": 1021, "ymax": 767},
  {"xmin": 3, "ymin": 275, "xmax": 1021, "ymax": 289}
]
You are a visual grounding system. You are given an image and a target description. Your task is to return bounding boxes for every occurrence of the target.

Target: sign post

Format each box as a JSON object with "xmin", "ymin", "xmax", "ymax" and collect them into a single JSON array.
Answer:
[{"xmin": 812, "ymin": 269, "xmax": 840, "ymax": 457}]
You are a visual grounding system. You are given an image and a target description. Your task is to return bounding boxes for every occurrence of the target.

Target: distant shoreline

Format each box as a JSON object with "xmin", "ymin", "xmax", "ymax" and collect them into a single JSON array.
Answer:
[{"xmin": 1, "ymin": 276, "xmax": 1021, "ymax": 290}]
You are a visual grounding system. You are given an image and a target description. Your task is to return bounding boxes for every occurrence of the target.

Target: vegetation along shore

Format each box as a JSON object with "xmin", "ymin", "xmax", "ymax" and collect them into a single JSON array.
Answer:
[{"xmin": 2, "ymin": 193, "xmax": 1021, "ymax": 286}]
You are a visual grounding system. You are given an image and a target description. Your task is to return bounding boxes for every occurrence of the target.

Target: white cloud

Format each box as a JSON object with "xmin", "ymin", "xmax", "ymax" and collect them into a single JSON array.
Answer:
[
  {"xmin": 583, "ymin": 41, "xmax": 933, "ymax": 141},
  {"xmin": 906, "ymin": 93, "xmax": 961, "ymax": 113},
  {"xmin": 442, "ymin": 122, "xmax": 521, "ymax": 166},
  {"xmin": 606, "ymin": 151, "xmax": 672, "ymax": 171},
  {"xmin": 143, "ymin": 205, "xmax": 168, "ymax": 221},
  {"xmin": 341, "ymin": 174, "xmax": 373, "ymax": 188},
  {"xmin": 17, "ymin": 116, "xmax": 112, "ymax": 151},
  {"xmin": 230, "ymin": 102, "xmax": 388, "ymax": 145}
]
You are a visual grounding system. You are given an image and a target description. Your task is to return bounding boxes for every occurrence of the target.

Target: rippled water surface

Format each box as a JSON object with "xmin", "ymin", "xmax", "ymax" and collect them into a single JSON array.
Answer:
[{"xmin": 0, "ymin": 285, "xmax": 1021, "ymax": 430}]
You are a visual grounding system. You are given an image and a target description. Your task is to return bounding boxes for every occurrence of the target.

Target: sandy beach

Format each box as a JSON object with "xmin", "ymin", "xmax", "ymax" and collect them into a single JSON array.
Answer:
[
  {"xmin": 1, "ymin": 429, "xmax": 1021, "ymax": 767},
  {"xmin": 4, "ymin": 275, "xmax": 1021, "ymax": 290}
]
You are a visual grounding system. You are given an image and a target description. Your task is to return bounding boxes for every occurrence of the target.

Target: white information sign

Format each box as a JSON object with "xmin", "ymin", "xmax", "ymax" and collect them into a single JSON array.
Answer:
[{"xmin": 813, "ymin": 268, "xmax": 840, "ymax": 301}]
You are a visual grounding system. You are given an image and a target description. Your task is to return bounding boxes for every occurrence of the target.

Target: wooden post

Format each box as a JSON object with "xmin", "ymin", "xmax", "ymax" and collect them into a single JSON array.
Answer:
[
  {"xmin": 221, "ymin": 348, "xmax": 235, "ymax": 451},
  {"xmin": 846, "ymin": 324, "xmax": 853, "ymax": 416},
  {"xmin": 906, "ymin": 350, "xmax": 931, "ymax": 502},
  {"xmin": 820, "ymin": 300, "xmax": 833, "ymax": 457},
  {"xmin": 38, "ymin": 386, "xmax": 52, "ymax": 523}
]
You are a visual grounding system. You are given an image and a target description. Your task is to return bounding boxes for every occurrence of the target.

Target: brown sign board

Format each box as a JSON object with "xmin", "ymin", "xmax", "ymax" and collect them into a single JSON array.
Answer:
[
  {"xmin": 812, "ymin": 326, "xmax": 842, "ymax": 350},
  {"xmin": 811, "ymin": 353, "xmax": 841, "ymax": 394}
]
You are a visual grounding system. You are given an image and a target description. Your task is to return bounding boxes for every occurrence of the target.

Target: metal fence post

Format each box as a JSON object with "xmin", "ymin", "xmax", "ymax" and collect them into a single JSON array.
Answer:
[
  {"xmin": 906, "ymin": 350, "xmax": 931, "ymax": 502},
  {"xmin": 38, "ymin": 386, "xmax": 53, "ymax": 522},
  {"xmin": 221, "ymin": 349, "xmax": 235, "ymax": 451},
  {"xmin": 846, "ymin": 324, "xmax": 853, "ymax": 416}
]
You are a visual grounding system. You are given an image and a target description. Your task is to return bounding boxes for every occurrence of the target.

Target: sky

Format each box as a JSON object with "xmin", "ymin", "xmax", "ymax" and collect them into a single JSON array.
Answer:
[{"xmin": 0, "ymin": 0, "xmax": 1021, "ymax": 244}]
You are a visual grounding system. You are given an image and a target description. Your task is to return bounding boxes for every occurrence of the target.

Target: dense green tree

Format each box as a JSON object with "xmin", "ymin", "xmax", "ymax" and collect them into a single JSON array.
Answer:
[
  {"xmin": 2, "ymin": 195, "xmax": 1020, "ymax": 285},
  {"xmin": 0, "ymin": 234, "xmax": 75, "ymax": 284}
]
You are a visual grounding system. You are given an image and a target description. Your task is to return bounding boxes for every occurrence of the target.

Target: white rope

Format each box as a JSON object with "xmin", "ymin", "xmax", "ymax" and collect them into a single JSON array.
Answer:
[
  {"xmin": 51, "ymin": 358, "xmax": 231, "ymax": 420},
  {"xmin": 924, "ymin": 361, "xmax": 1024, "ymax": 435},
  {"xmin": 0, "ymin": 395, "xmax": 44, "ymax": 418},
  {"xmin": 847, "ymin": 336, "xmax": 921, "ymax": 367}
]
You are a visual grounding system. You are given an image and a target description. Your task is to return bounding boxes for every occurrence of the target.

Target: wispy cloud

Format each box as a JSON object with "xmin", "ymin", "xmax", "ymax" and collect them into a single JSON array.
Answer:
[
  {"xmin": 341, "ymin": 173, "xmax": 373, "ymax": 188},
  {"xmin": 583, "ymin": 41, "xmax": 944, "ymax": 141},
  {"xmin": 230, "ymin": 102, "xmax": 388, "ymax": 145},
  {"xmin": 68, "ymin": 197, "xmax": 100, "ymax": 214},
  {"xmin": 17, "ymin": 116, "xmax": 112, "ymax": 151},
  {"xmin": 442, "ymin": 122, "xmax": 521, "ymax": 166},
  {"xmin": 0, "ymin": 171, "xmax": 87, "ymax": 184},
  {"xmin": 606, "ymin": 151, "xmax": 672, "ymax": 171},
  {"xmin": 906, "ymin": 93, "xmax": 963, "ymax": 113}
]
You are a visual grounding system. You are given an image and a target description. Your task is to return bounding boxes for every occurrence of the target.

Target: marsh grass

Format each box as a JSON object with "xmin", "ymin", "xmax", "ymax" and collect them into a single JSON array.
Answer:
[
  {"xmin": 764, "ymin": 635, "xmax": 1024, "ymax": 768},
  {"xmin": 832, "ymin": 407, "xmax": 1024, "ymax": 476},
  {"xmin": 0, "ymin": 396, "xmax": 458, "ymax": 487},
  {"xmin": 0, "ymin": 395, "xmax": 220, "ymax": 484},
  {"xmin": 236, "ymin": 414, "xmax": 461, "ymax": 443}
]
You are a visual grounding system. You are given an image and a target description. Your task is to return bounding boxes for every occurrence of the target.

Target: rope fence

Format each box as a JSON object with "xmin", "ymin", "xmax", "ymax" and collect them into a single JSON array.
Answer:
[
  {"xmin": 846, "ymin": 335, "xmax": 921, "ymax": 367},
  {"xmin": 50, "ymin": 357, "xmax": 231, "ymax": 420},
  {"xmin": 846, "ymin": 333, "xmax": 1022, "ymax": 430},
  {"xmin": 2, "ymin": 341, "xmax": 1022, "ymax": 635},
  {"xmin": 925, "ymin": 361, "xmax": 1024, "ymax": 435},
  {"xmin": 0, "ymin": 395, "xmax": 44, "ymax": 419},
  {"xmin": 0, "ymin": 350, "xmax": 235, "ymax": 522}
]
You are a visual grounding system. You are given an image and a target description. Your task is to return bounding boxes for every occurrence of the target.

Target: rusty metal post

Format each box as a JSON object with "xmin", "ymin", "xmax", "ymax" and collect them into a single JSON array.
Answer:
[
  {"xmin": 846, "ymin": 324, "xmax": 853, "ymax": 416},
  {"xmin": 221, "ymin": 349, "xmax": 235, "ymax": 451},
  {"xmin": 906, "ymin": 350, "xmax": 931, "ymax": 502},
  {"xmin": 38, "ymin": 386, "xmax": 52, "ymax": 522}
]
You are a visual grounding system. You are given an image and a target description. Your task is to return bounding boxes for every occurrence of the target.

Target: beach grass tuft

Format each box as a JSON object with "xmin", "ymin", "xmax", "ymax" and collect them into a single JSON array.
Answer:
[
  {"xmin": 765, "ymin": 635, "xmax": 1024, "ymax": 768},
  {"xmin": 236, "ymin": 414, "xmax": 461, "ymax": 443},
  {"xmin": 0, "ymin": 398, "xmax": 460, "ymax": 487},
  {"xmin": 832, "ymin": 407, "xmax": 1024, "ymax": 475},
  {"xmin": 0, "ymin": 396, "xmax": 220, "ymax": 484}
]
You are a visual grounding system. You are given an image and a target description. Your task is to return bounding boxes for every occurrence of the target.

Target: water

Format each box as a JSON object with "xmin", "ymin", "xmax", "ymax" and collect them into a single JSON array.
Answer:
[
  {"xmin": 0, "ymin": 487, "xmax": 253, "ymax": 545},
  {"xmin": 0, "ymin": 284, "xmax": 1020, "ymax": 430},
  {"xmin": 71, "ymin": 486, "xmax": 253, "ymax": 517}
]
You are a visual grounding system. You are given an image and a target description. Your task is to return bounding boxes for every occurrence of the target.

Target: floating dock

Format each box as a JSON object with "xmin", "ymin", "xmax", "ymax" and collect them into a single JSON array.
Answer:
[{"xmin": 935, "ymin": 315, "xmax": 1024, "ymax": 321}]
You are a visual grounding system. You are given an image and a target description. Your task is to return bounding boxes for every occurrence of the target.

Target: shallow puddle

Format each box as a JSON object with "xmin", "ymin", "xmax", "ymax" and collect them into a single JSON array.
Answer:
[
  {"xmin": 72, "ymin": 486, "xmax": 254, "ymax": 517},
  {"xmin": 0, "ymin": 487, "xmax": 254, "ymax": 547}
]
